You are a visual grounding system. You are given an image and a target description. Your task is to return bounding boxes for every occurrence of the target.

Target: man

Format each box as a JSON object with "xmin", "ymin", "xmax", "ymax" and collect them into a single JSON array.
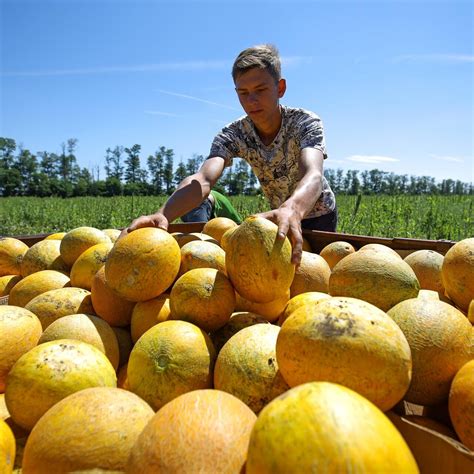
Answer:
[
  {"xmin": 181, "ymin": 189, "xmax": 242, "ymax": 224},
  {"xmin": 121, "ymin": 44, "xmax": 337, "ymax": 264}
]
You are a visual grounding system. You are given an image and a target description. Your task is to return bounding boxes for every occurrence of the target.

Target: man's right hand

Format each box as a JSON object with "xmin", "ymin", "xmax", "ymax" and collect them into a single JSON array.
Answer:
[{"xmin": 118, "ymin": 213, "xmax": 169, "ymax": 240}]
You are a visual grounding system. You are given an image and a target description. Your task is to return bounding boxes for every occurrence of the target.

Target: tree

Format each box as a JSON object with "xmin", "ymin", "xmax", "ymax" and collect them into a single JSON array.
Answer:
[
  {"xmin": 147, "ymin": 147, "xmax": 167, "ymax": 195},
  {"xmin": 162, "ymin": 148, "xmax": 175, "ymax": 194},
  {"xmin": 173, "ymin": 160, "xmax": 187, "ymax": 187},
  {"xmin": 14, "ymin": 147, "xmax": 38, "ymax": 195},
  {"xmin": 124, "ymin": 144, "xmax": 142, "ymax": 184},
  {"xmin": 186, "ymin": 154, "xmax": 204, "ymax": 175},
  {"xmin": 105, "ymin": 146, "xmax": 124, "ymax": 181}
]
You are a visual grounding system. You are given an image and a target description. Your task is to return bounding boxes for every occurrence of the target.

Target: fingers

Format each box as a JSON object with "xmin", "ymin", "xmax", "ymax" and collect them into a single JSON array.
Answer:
[{"xmin": 117, "ymin": 214, "xmax": 169, "ymax": 241}]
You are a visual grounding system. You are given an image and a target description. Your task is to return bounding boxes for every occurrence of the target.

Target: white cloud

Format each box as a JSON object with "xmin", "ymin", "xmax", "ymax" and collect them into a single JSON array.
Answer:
[
  {"xmin": 1, "ymin": 60, "xmax": 231, "ymax": 77},
  {"xmin": 144, "ymin": 110, "xmax": 184, "ymax": 118},
  {"xmin": 393, "ymin": 54, "xmax": 474, "ymax": 63},
  {"xmin": 346, "ymin": 155, "xmax": 400, "ymax": 164},
  {"xmin": 429, "ymin": 154, "xmax": 465, "ymax": 164},
  {"xmin": 155, "ymin": 89, "xmax": 240, "ymax": 111}
]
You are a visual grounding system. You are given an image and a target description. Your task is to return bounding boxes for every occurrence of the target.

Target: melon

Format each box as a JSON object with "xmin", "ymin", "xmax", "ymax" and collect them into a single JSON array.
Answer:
[
  {"xmin": 225, "ymin": 216, "xmax": 295, "ymax": 303},
  {"xmin": 112, "ymin": 327, "xmax": 133, "ymax": 368},
  {"xmin": 170, "ymin": 268, "xmax": 235, "ymax": 332},
  {"xmin": 91, "ymin": 266, "xmax": 135, "ymax": 327},
  {"xmin": 448, "ymin": 359, "xmax": 474, "ymax": 450},
  {"xmin": 126, "ymin": 389, "xmax": 256, "ymax": 473},
  {"xmin": 358, "ymin": 243, "xmax": 402, "ymax": 259},
  {"xmin": 25, "ymin": 286, "xmax": 94, "ymax": 329},
  {"xmin": 246, "ymin": 382, "xmax": 418, "ymax": 473},
  {"xmin": 404, "ymin": 249, "xmax": 445, "ymax": 296},
  {"xmin": 44, "ymin": 232, "xmax": 66, "ymax": 240},
  {"xmin": 5, "ymin": 339, "xmax": 117, "ymax": 431},
  {"xmin": 278, "ymin": 291, "xmax": 331, "ymax": 326},
  {"xmin": 102, "ymin": 228, "xmax": 121, "ymax": 242},
  {"xmin": 8, "ymin": 269, "xmax": 70, "ymax": 307},
  {"xmin": 60, "ymin": 227, "xmax": 111, "ymax": 268},
  {"xmin": 190, "ymin": 232, "xmax": 220, "ymax": 245},
  {"xmin": 127, "ymin": 320, "xmax": 216, "ymax": 410},
  {"xmin": 178, "ymin": 240, "xmax": 226, "ymax": 277},
  {"xmin": 0, "ymin": 306, "xmax": 42, "ymax": 393},
  {"xmin": 70, "ymin": 241, "xmax": 113, "ymax": 290},
  {"xmin": 319, "ymin": 240, "xmax": 356, "ymax": 269},
  {"xmin": 22, "ymin": 387, "xmax": 153, "ymax": 473},
  {"xmin": 0, "ymin": 275, "xmax": 22, "ymax": 297},
  {"xmin": 38, "ymin": 313, "xmax": 120, "ymax": 370},
  {"xmin": 172, "ymin": 232, "xmax": 202, "ymax": 248},
  {"xmin": 290, "ymin": 250, "xmax": 330, "ymax": 297},
  {"xmin": 220, "ymin": 226, "xmax": 237, "ymax": 252},
  {"xmin": 0, "ymin": 238, "xmax": 29, "ymax": 277},
  {"xmin": 202, "ymin": 217, "xmax": 238, "ymax": 244},
  {"xmin": 0, "ymin": 419, "xmax": 15, "ymax": 473},
  {"xmin": 277, "ymin": 297, "xmax": 412, "ymax": 411},
  {"xmin": 388, "ymin": 298, "xmax": 473, "ymax": 406},
  {"xmin": 210, "ymin": 312, "xmax": 270, "ymax": 354},
  {"xmin": 20, "ymin": 239, "xmax": 68, "ymax": 277},
  {"xmin": 441, "ymin": 238, "xmax": 474, "ymax": 312},
  {"xmin": 235, "ymin": 290, "xmax": 289, "ymax": 323},
  {"xmin": 131, "ymin": 294, "xmax": 171, "ymax": 343},
  {"xmin": 214, "ymin": 324, "xmax": 289, "ymax": 413},
  {"xmin": 105, "ymin": 227, "xmax": 180, "ymax": 302},
  {"xmin": 329, "ymin": 250, "xmax": 420, "ymax": 311}
]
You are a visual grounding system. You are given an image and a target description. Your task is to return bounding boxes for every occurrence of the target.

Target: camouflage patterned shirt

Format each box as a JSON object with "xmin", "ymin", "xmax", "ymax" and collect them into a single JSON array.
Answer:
[{"xmin": 209, "ymin": 105, "xmax": 336, "ymax": 218}]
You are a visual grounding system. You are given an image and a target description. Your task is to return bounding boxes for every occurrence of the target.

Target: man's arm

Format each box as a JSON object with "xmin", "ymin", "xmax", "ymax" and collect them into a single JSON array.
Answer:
[
  {"xmin": 120, "ymin": 156, "xmax": 226, "ymax": 236},
  {"xmin": 257, "ymin": 148, "xmax": 324, "ymax": 265}
]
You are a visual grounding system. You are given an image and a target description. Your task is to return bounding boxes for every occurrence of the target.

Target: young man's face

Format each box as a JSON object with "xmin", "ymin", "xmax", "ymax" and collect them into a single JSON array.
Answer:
[{"xmin": 234, "ymin": 67, "xmax": 286, "ymax": 131}]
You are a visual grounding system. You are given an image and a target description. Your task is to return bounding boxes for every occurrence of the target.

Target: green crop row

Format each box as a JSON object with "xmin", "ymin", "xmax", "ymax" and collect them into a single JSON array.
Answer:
[{"xmin": 0, "ymin": 195, "xmax": 472, "ymax": 241}]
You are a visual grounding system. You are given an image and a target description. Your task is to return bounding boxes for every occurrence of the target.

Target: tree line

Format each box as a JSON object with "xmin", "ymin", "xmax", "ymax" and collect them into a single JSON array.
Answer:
[{"xmin": 0, "ymin": 137, "xmax": 472, "ymax": 198}]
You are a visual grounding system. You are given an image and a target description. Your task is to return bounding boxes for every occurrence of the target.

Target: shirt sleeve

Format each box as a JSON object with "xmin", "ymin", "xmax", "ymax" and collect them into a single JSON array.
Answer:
[
  {"xmin": 297, "ymin": 112, "xmax": 328, "ymax": 159},
  {"xmin": 208, "ymin": 124, "xmax": 240, "ymax": 167}
]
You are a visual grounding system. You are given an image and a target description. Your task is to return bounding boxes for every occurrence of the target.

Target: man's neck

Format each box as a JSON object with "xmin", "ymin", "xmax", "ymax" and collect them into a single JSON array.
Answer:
[{"xmin": 254, "ymin": 106, "xmax": 283, "ymax": 146}]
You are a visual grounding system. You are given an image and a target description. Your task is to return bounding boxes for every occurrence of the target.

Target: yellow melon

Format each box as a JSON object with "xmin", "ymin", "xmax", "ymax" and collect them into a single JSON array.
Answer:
[
  {"xmin": 319, "ymin": 240, "xmax": 356, "ymax": 269},
  {"xmin": 38, "ymin": 313, "xmax": 120, "ymax": 370},
  {"xmin": 449, "ymin": 359, "xmax": 474, "ymax": 450},
  {"xmin": 225, "ymin": 216, "xmax": 295, "ymax": 303},
  {"xmin": 0, "ymin": 306, "xmax": 42, "ymax": 393},
  {"xmin": 278, "ymin": 291, "xmax": 331, "ymax": 326},
  {"xmin": 388, "ymin": 298, "xmax": 473, "ymax": 406},
  {"xmin": 178, "ymin": 240, "xmax": 226, "ymax": 277},
  {"xmin": 22, "ymin": 387, "xmax": 153, "ymax": 473},
  {"xmin": 0, "ymin": 276, "xmax": 21, "ymax": 297},
  {"xmin": 172, "ymin": 232, "xmax": 202, "ymax": 248},
  {"xmin": 70, "ymin": 242, "xmax": 113, "ymax": 290},
  {"xmin": 127, "ymin": 389, "xmax": 256, "ymax": 473},
  {"xmin": 0, "ymin": 394, "xmax": 8, "ymax": 420},
  {"xmin": 417, "ymin": 289, "xmax": 440, "ymax": 300},
  {"xmin": 210, "ymin": 312, "xmax": 270, "ymax": 353},
  {"xmin": 91, "ymin": 267, "xmax": 135, "ymax": 327},
  {"xmin": 170, "ymin": 268, "xmax": 235, "ymax": 332},
  {"xmin": 5, "ymin": 339, "xmax": 117, "ymax": 431},
  {"xmin": 0, "ymin": 419, "xmax": 15, "ymax": 473},
  {"xmin": 44, "ymin": 232, "xmax": 66, "ymax": 240},
  {"xmin": 112, "ymin": 327, "xmax": 133, "ymax": 369},
  {"xmin": 0, "ymin": 238, "xmax": 29, "ymax": 277},
  {"xmin": 246, "ymin": 382, "xmax": 418, "ymax": 473},
  {"xmin": 127, "ymin": 320, "xmax": 216, "ymax": 410},
  {"xmin": 130, "ymin": 294, "xmax": 171, "ymax": 343},
  {"xmin": 290, "ymin": 251, "xmax": 330, "ymax": 297},
  {"xmin": 329, "ymin": 250, "xmax": 420, "ymax": 311},
  {"xmin": 214, "ymin": 324, "xmax": 289, "ymax": 413},
  {"xmin": 105, "ymin": 227, "xmax": 180, "ymax": 302},
  {"xmin": 441, "ymin": 238, "xmax": 474, "ymax": 312},
  {"xmin": 358, "ymin": 243, "xmax": 402, "ymax": 259},
  {"xmin": 277, "ymin": 297, "xmax": 412, "ymax": 412},
  {"xmin": 235, "ymin": 289, "xmax": 289, "ymax": 323},
  {"xmin": 190, "ymin": 232, "xmax": 220, "ymax": 246},
  {"xmin": 468, "ymin": 299, "xmax": 474, "ymax": 324},
  {"xmin": 404, "ymin": 249, "xmax": 445, "ymax": 296},
  {"xmin": 220, "ymin": 226, "xmax": 237, "ymax": 252},
  {"xmin": 202, "ymin": 217, "xmax": 238, "ymax": 244},
  {"xmin": 102, "ymin": 228, "xmax": 121, "ymax": 242},
  {"xmin": 60, "ymin": 227, "xmax": 111, "ymax": 268},
  {"xmin": 8, "ymin": 270, "xmax": 70, "ymax": 307},
  {"xmin": 20, "ymin": 239, "xmax": 68, "ymax": 277},
  {"xmin": 25, "ymin": 286, "xmax": 94, "ymax": 329}
]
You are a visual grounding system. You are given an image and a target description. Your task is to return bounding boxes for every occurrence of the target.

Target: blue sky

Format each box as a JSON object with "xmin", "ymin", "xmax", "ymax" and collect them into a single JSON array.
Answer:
[{"xmin": 1, "ymin": 0, "xmax": 472, "ymax": 183}]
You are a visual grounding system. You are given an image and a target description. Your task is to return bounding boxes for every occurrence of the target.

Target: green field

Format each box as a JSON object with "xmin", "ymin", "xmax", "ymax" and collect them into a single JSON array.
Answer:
[{"xmin": 0, "ymin": 195, "xmax": 472, "ymax": 241}]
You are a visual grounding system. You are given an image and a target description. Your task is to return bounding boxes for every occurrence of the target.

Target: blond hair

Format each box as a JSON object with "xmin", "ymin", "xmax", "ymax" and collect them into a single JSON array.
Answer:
[{"xmin": 232, "ymin": 44, "xmax": 281, "ymax": 84}]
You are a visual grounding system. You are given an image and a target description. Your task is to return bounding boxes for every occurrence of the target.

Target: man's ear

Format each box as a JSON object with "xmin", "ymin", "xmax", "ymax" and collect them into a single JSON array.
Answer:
[{"xmin": 278, "ymin": 78, "xmax": 287, "ymax": 98}]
